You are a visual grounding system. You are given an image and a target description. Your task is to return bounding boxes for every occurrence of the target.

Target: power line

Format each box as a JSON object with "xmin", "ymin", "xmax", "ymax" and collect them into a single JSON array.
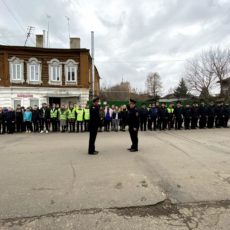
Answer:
[{"xmin": 1, "ymin": 0, "xmax": 25, "ymax": 34}]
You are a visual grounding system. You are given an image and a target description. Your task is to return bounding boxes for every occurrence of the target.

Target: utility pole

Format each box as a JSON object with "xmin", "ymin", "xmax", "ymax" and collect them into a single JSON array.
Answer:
[
  {"xmin": 65, "ymin": 16, "xmax": 70, "ymax": 39},
  {"xmin": 91, "ymin": 31, "xmax": 95, "ymax": 97},
  {"xmin": 47, "ymin": 15, "xmax": 51, "ymax": 47},
  {"xmin": 24, "ymin": 26, "xmax": 34, "ymax": 46}
]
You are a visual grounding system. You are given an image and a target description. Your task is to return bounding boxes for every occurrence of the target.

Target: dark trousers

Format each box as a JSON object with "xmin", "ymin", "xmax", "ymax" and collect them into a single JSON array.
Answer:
[
  {"xmin": 16, "ymin": 121, "xmax": 22, "ymax": 132},
  {"xmin": 104, "ymin": 120, "xmax": 111, "ymax": 131},
  {"xmin": 207, "ymin": 116, "xmax": 214, "ymax": 128},
  {"xmin": 167, "ymin": 116, "xmax": 174, "ymax": 130},
  {"xmin": 77, "ymin": 121, "xmax": 83, "ymax": 132},
  {"xmin": 147, "ymin": 118, "xmax": 152, "ymax": 130},
  {"xmin": 184, "ymin": 117, "xmax": 190, "ymax": 129},
  {"xmin": 140, "ymin": 118, "xmax": 147, "ymax": 131},
  {"xmin": 7, "ymin": 121, "xmax": 14, "ymax": 134},
  {"xmin": 152, "ymin": 117, "xmax": 157, "ymax": 130},
  {"xmin": 199, "ymin": 116, "xmax": 207, "ymax": 129},
  {"xmin": 191, "ymin": 117, "xmax": 198, "ymax": 129},
  {"xmin": 223, "ymin": 116, "xmax": 229, "ymax": 128},
  {"xmin": 0, "ymin": 122, "xmax": 3, "ymax": 134},
  {"xmin": 25, "ymin": 121, "xmax": 32, "ymax": 131},
  {"xmin": 175, "ymin": 117, "xmax": 183, "ymax": 130},
  {"xmin": 33, "ymin": 121, "xmax": 39, "ymax": 132},
  {"xmin": 88, "ymin": 128, "xmax": 98, "ymax": 154},
  {"xmin": 129, "ymin": 128, "xmax": 138, "ymax": 150},
  {"xmin": 51, "ymin": 118, "xmax": 57, "ymax": 132},
  {"xmin": 40, "ymin": 119, "xmax": 49, "ymax": 131},
  {"xmin": 68, "ymin": 121, "xmax": 75, "ymax": 132},
  {"xmin": 85, "ymin": 120, "xmax": 89, "ymax": 131},
  {"xmin": 159, "ymin": 118, "xmax": 167, "ymax": 130}
]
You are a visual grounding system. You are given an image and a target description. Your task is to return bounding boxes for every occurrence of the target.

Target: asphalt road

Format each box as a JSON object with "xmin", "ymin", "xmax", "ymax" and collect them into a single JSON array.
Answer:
[{"xmin": 0, "ymin": 128, "xmax": 230, "ymax": 229}]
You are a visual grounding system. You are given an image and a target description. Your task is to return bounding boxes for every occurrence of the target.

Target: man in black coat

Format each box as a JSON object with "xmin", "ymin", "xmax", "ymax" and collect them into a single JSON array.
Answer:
[
  {"xmin": 139, "ymin": 103, "xmax": 148, "ymax": 131},
  {"xmin": 174, "ymin": 101, "xmax": 183, "ymax": 130},
  {"xmin": 127, "ymin": 99, "xmax": 139, "ymax": 152},
  {"xmin": 199, "ymin": 101, "xmax": 207, "ymax": 129},
  {"xmin": 5, "ymin": 107, "xmax": 15, "ymax": 134},
  {"xmin": 88, "ymin": 97, "xmax": 100, "ymax": 155},
  {"xmin": 223, "ymin": 103, "xmax": 230, "ymax": 128},
  {"xmin": 207, "ymin": 102, "xmax": 215, "ymax": 128}
]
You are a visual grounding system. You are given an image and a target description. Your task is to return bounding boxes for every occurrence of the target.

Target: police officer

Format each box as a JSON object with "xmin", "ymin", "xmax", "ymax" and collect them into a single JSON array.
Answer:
[
  {"xmin": 50, "ymin": 103, "xmax": 58, "ymax": 132},
  {"xmin": 207, "ymin": 101, "xmax": 215, "ymax": 128},
  {"xmin": 139, "ymin": 103, "xmax": 148, "ymax": 131},
  {"xmin": 127, "ymin": 99, "xmax": 139, "ymax": 152},
  {"xmin": 84, "ymin": 105, "xmax": 90, "ymax": 131},
  {"xmin": 88, "ymin": 97, "xmax": 100, "ymax": 155},
  {"xmin": 190, "ymin": 102, "xmax": 199, "ymax": 129},
  {"xmin": 174, "ymin": 101, "xmax": 183, "ymax": 130}
]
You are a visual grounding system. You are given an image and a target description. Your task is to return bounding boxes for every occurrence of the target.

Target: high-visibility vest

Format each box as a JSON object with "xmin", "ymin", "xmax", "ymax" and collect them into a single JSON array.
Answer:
[
  {"xmin": 167, "ymin": 108, "xmax": 174, "ymax": 114},
  {"xmin": 84, "ymin": 108, "xmax": 90, "ymax": 120},
  {"xmin": 68, "ymin": 109, "xmax": 76, "ymax": 119},
  {"xmin": 51, "ymin": 109, "xmax": 58, "ymax": 118},
  {"xmin": 60, "ymin": 110, "xmax": 67, "ymax": 120},
  {"xmin": 76, "ymin": 109, "xmax": 84, "ymax": 121}
]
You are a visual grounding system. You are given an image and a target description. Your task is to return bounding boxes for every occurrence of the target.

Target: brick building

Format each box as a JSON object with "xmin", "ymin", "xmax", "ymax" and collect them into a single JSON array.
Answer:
[{"xmin": 0, "ymin": 35, "xmax": 100, "ymax": 108}]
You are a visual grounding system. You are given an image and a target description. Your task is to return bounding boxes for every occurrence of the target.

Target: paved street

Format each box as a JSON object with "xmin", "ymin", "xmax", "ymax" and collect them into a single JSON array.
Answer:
[{"xmin": 0, "ymin": 129, "xmax": 230, "ymax": 229}]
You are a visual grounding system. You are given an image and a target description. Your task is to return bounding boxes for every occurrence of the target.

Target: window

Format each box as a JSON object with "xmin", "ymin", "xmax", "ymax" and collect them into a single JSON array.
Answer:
[
  {"xmin": 27, "ymin": 58, "xmax": 42, "ymax": 84},
  {"xmin": 64, "ymin": 59, "xmax": 78, "ymax": 85},
  {"xmin": 13, "ymin": 100, "xmax": 21, "ymax": 109},
  {"xmin": 48, "ymin": 59, "xmax": 62, "ymax": 85},
  {"xmin": 30, "ymin": 99, "xmax": 39, "ymax": 108},
  {"xmin": 8, "ymin": 57, "xmax": 24, "ymax": 83}
]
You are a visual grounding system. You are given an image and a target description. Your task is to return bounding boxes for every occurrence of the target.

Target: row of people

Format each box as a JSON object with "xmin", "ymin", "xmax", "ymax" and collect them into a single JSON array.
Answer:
[{"xmin": 0, "ymin": 101, "xmax": 229, "ymax": 134}]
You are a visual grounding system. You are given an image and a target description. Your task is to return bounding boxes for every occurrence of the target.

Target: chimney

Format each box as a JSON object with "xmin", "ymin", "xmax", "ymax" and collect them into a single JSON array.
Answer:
[
  {"xmin": 70, "ymin": 38, "xmax": 80, "ymax": 49},
  {"xmin": 36, "ymin": 34, "xmax": 44, "ymax": 48}
]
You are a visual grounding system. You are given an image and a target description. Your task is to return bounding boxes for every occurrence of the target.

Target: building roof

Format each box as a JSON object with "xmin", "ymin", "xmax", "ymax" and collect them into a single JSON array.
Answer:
[{"xmin": 0, "ymin": 45, "xmax": 90, "ymax": 53}]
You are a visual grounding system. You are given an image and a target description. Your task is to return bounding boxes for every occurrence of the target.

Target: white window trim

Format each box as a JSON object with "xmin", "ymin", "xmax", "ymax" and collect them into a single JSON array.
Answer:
[
  {"xmin": 64, "ymin": 59, "xmax": 78, "ymax": 85},
  {"xmin": 8, "ymin": 56, "xmax": 24, "ymax": 84},
  {"xmin": 27, "ymin": 58, "xmax": 42, "ymax": 85},
  {"xmin": 47, "ymin": 59, "xmax": 62, "ymax": 86}
]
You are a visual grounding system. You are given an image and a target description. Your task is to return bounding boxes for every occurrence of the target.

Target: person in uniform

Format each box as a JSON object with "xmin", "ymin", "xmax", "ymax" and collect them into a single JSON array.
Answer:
[
  {"xmin": 174, "ymin": 101, "xmax": 183, "ymax": 130},
  {"xmin": 198, "ymin": 101, "xmax": 207, "ymax": 129},
  {"xmin": 223, "ymin": 103, "xmax": 230, "ymax": 128},
  {"xmin": 127, "ymin": 99, "xmax": 139, "ymax": 152},
  {"xmin": 59, "ymin": 104, "xmax": 68, "ymax": 132},
  {"xmin": 183, "ymin": 104, "xmax": 191, "ymax": 130},
  {"xmin": 88, "ymin": 97, "xmax": 100, "ymax": 155},
  {"xmin": 76, "ymin": 104, "xmax": 84, "ymax": 132},
  {"xmin": 158, "ymin": 103, "xmax": 168, "ymax": 131},
  {"xmin": 139, "ymin": 103, "xmax": 148, "ymax": 131},
  {"xmin": 84, "ymin": 105, "xmax": 90, "ymax": 131},
  {"xmin": 67, "ymin": 103, "xmax": 76, "ymax": 132},
  {"xmin": 167, "ymin": 103, "xmax": 174, "ymax": 130},
  {"xmin": 207, "ymin": 101, "xmax": 215, "ymax": 128}
]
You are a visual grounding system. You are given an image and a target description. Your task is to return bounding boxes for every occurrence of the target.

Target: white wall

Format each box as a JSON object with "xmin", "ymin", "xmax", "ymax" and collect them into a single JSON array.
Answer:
[{"xmin": 0, "ymin": 87, "xmax": 89, "ymax": 108}]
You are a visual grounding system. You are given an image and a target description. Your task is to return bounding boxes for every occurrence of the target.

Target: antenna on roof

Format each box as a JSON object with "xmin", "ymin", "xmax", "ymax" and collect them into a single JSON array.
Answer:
[
  {"xmin": 65, "ymin": 16, "xmax": 70, "ymax": 39},
  {"xmin": 24, "ymin": 26, "xmax": 34, "ymax": 46}
]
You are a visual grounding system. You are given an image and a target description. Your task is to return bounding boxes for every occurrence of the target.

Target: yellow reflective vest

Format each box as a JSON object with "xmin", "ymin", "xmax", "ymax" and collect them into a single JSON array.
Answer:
[
  {"xmin": 84, "ymin": 108, "xmax": 90, "ymax": 120},
  {"xmin": 167, "ymin": 108, "xmax": 174, "ymax": 114},
  {"xmin": 68, "ymin": 108, "xmax": 76, "ymax": 119},
  {"xmin": 76, "ymin": 109, "xmax": 84, "ymax": 122},
  {"xmin": 50, "ymin": 109, "xmax": 58, "ymax": 118},
  {"xmin": 59, "ymin": 110, "xmax": 67, "ymax": 120}
]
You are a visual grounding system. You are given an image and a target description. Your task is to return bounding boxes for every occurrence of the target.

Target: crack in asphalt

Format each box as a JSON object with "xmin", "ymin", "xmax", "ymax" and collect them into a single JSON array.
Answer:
[{"xmin": 1, "ymin": 199, "xmax": 230, "ymax": 228}]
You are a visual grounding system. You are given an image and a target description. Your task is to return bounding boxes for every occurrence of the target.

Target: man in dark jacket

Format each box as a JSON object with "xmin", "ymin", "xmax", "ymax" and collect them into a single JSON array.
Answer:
[
  {"xmin": 15, "ymin": 104, "xmax": 23, "ymax": 133},
  {"xmin": 119, "ymin": 105, "xmax": 128, "ymax": 131},
  {"xmin": 207, "ymin": 102, "xmax": 215, "ymax": 128},
  {"xmin": 190, "ymin": 103, "xmax": 199, "ymax": 129},
  {"xmin": 158, "ymin": 103, "xmax": 168, "ymax": 130},
  {"xmin": 139, "ymin": 103, "xmax": 148, "ymax": 131},
  {"xmin": 183, "ymin": 104, "xmax": 191, "ymax": 130},
  {"xmin": 127, "ymin": 99, "xmax": 139, "ymax": 152},
  {"xmin": 174, "ymin": 101, "xmax": 183, "ymax": 130},
  {"xmin": 150, "ymin": 103, "xmax": 158, "ymax": 131},
  {"xmin": 88, "ymin": 97, "xmax": 100, "ymax": 155},
  {"xmin": 199, "ymin": 101, "xmax": 207, "ymax": 129},
  {"xmin": 32, "ymin": 105, "xmax": 40, "ymax": 132},
  {"xmin": 39, "ymin": 103, "xmax": 51, "ymax": 133},
  {"xmin": 223, "ymin": 103, "xmax": 230, "ymax": 128},
  {"xmin": 5, "ymin": 107, "xmax": 15, "ymax": 134}
]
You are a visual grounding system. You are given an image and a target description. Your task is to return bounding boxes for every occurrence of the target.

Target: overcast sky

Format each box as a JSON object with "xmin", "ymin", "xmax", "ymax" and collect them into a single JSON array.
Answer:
[{"xmin": 1, "ymin": 0, "xmax": 230, "ymax": 95}]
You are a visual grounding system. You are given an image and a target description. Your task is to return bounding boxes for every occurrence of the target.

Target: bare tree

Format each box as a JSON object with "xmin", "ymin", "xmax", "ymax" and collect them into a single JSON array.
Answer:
[
  {"xmin": 185, "ymin": 52, "xmax": 216, "ymax": 96},
  {"xmin": 145, "ymin": 72, "xmax": 162, "ymax": 97},
  {"xmin": 208, "ymin": 47, "xmax": 230, "ymax": 96}
]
